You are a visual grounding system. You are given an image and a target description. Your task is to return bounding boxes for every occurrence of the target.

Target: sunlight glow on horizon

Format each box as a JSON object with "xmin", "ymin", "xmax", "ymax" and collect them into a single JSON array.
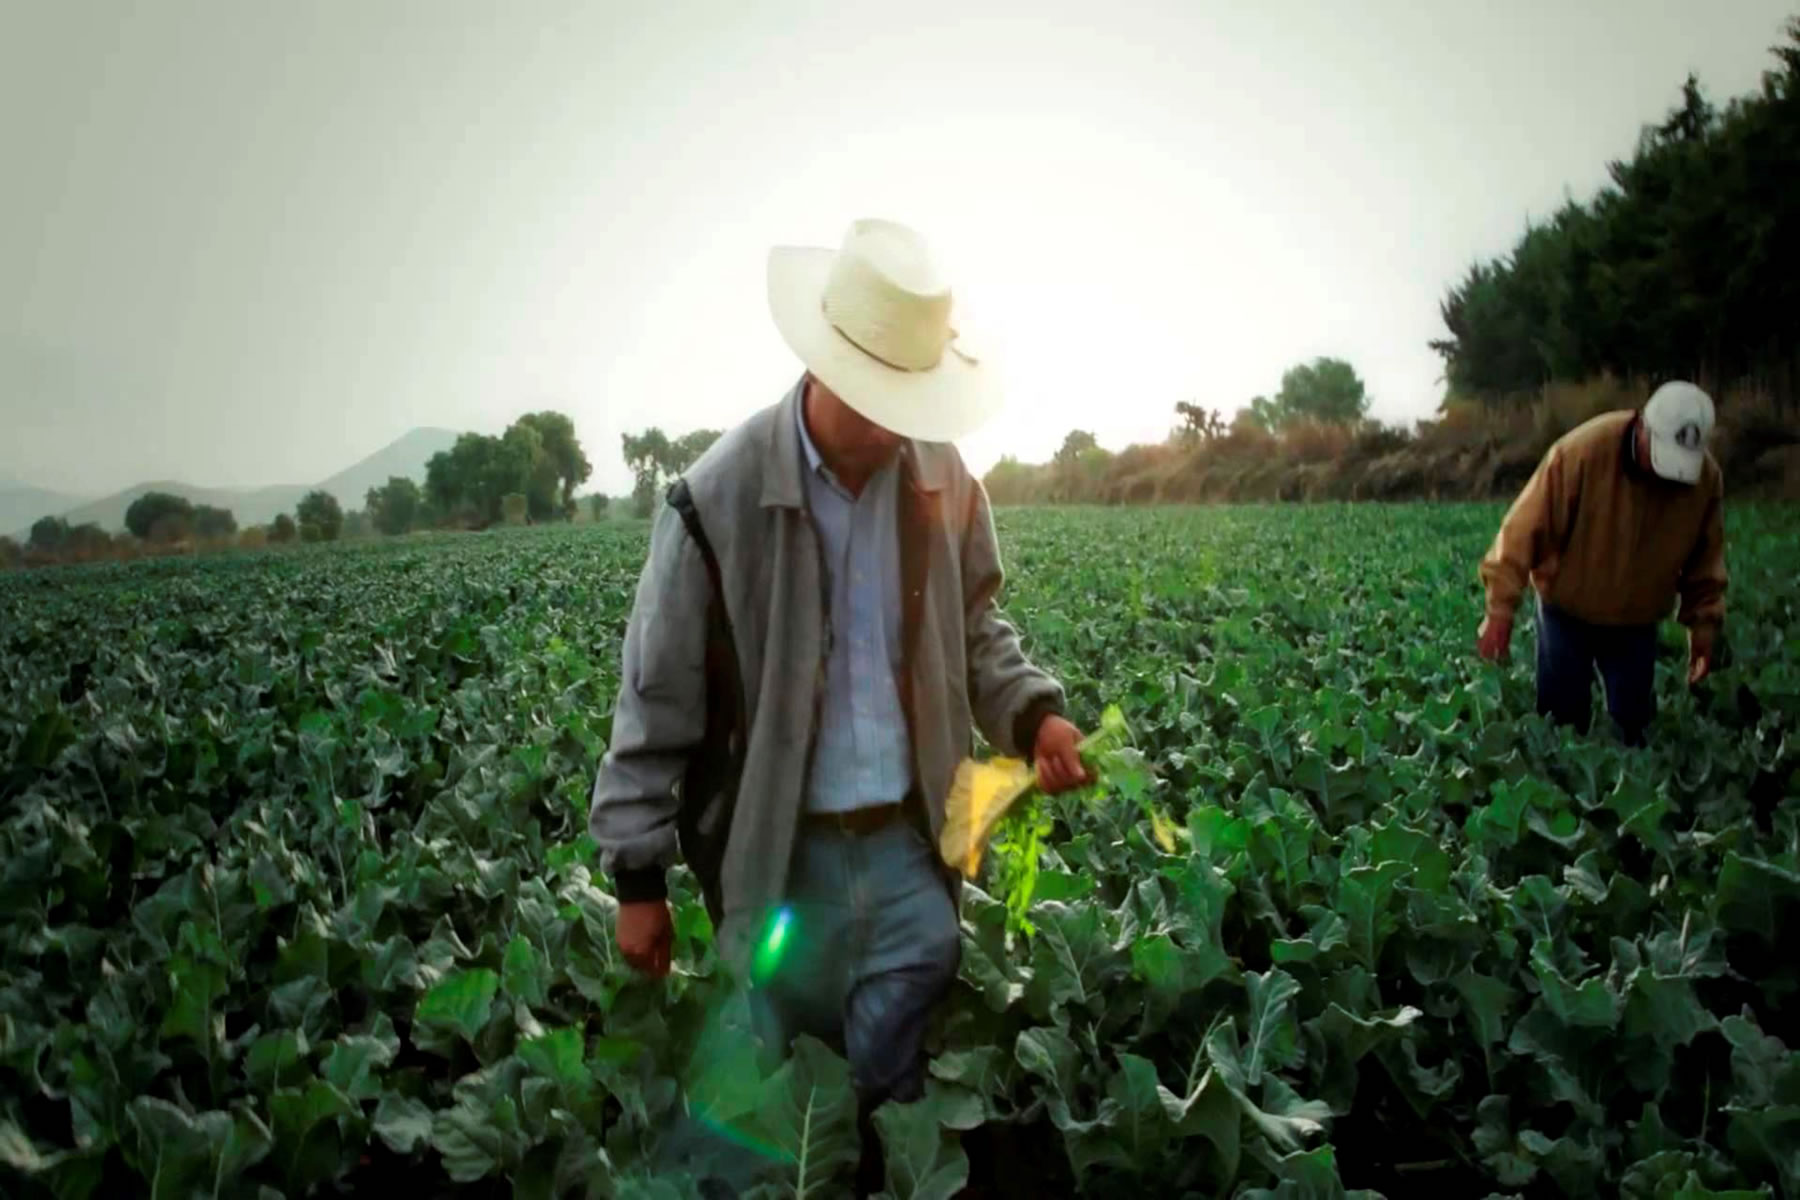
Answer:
[{"xmin": 4, "ymin": 0, "xmax": 1792, "ymax": 495}]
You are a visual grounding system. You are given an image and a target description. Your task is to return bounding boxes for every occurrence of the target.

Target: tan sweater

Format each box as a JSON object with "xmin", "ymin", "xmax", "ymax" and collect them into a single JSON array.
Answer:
[{"xmin": 1479, "ymin": 411, "xmax": 1727, "ymax": 631}]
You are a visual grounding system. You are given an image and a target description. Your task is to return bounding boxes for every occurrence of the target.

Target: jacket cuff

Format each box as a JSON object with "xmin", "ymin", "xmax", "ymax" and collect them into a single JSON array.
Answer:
[
  {"xmin": 1014, "ymin": 695, "xmax": 1065, "ymax": 761},
  {"xmin": 613, "ymin": 866, "xmax": 669, "ymax": 904},
  {"xmin": 1483, "ymin": 597, "xmax": 1519, "ymax": 624}
]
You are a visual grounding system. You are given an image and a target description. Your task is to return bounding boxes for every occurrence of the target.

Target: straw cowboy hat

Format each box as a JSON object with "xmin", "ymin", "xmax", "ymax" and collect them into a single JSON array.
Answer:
[{"xmin": 767, "ymin": 218, "xmax": 1001, "ymax": 443}]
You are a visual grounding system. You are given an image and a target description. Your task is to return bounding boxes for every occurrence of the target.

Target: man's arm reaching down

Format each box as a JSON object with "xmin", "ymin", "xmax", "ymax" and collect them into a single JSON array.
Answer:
[
  {"xmin": 589, "ymin": 500, "xmax": 711, "ymax": 906},
  {"xmin": 1678, "ymin": 475, "xmax": 1728, "ymax": 633},
  {"xmin": 1479, "ymin": 443, "xmax": 1570, "ymax": 625},
  {"xmin": 1678, "ymin": 474, "xmax": 1728, "ymax": 683}
]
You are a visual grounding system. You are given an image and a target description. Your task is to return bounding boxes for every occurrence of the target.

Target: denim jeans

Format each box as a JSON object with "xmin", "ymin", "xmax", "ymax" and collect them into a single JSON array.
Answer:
[
  {"xmin": 748, "ymin": 818, "xmax": 962, "ymax": 1104},
  {"xmin": 1534, "ymin": 597, "xmax": 1657, "ymax": 746},
  {"xmin": 668, "ymin": 818, "xmax": 960, "ymax": 1196}
]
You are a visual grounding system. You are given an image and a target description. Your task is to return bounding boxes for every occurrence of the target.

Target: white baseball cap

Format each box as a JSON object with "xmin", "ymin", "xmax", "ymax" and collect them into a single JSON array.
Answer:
[{"xmin": 1641, "ymin": 381, "xmax": 1714, "ymax": 484}]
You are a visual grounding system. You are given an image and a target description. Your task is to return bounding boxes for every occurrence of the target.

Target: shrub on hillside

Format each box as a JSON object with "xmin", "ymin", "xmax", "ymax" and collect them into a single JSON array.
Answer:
[
  {"xmin": 297, "ymin": 492, "xmax": 343, "ymax": 543},
  {"xmin": 126, "ymin": 491, "xmax": 195, "ymax": 542}
]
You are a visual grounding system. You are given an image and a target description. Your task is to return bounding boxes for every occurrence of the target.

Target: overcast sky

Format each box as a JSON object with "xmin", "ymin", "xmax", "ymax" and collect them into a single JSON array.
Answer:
[{"xmin": 3, "ymin": 0, "xmax": 1794, "ymax": 496}]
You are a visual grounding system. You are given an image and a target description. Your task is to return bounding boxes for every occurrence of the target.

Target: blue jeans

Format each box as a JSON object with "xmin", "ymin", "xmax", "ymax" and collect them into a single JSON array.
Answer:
[
  {"xmin": 1534, "ymin": 598, "xmax": 1657, "ymax": 746},
  {"xmin": 748, "ymin": 818, "xmax": 962, "ymax": 1104},
  {"xmin": 664, "ymin": 817, "xmax": 959, "ymax": 1196}
]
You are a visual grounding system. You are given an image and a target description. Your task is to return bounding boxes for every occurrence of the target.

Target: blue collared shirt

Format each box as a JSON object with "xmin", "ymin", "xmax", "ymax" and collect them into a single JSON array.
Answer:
[{"xmin": 795, "ymin": 398, "xmax": 915, "ymax": 813}]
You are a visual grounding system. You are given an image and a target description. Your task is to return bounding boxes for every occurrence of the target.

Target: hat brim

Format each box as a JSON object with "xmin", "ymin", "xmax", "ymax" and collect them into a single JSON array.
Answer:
[
  {"xmin": 1647, "ymin": 428, "xmax": 1703, "ymax": 484},
  {"xmin": 767, "ymin": 246, "xmax": 1001, "ymax": 443}
]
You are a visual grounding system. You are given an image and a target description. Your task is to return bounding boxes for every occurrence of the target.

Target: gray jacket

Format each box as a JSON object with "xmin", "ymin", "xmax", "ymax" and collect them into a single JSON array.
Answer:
[{"xmin": 588, "ymin": 382, "xmax": 1064, "ymax": 961}]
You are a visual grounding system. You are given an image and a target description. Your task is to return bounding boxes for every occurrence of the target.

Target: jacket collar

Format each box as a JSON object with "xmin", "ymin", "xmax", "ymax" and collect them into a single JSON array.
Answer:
[{"xmin": 760, "ymin": 375, "xmax": 950, "ymax": 507}]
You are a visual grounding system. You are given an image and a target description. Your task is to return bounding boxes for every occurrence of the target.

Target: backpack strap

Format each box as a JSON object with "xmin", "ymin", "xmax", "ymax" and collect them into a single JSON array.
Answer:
[
  {"xmin": 667, "ymin": 479, "xmax": 726, "ymax": 616},
  {"xmin": 664, "ymin": 477, "xmax": 745, "ymax": 926}
]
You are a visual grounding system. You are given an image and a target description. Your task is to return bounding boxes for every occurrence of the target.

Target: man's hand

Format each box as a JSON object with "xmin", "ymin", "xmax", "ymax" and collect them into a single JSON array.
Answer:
[
  {"xmin": 1477, "ymin": 615, "xmax": 1513, "ymax": 663},
  {"xmin": 1688, "ymin": 627, "xmax": 1716, "ymax": 685},
  {"xmin": 617, "ymin": 900, "xmax": 673, "ymax": 978},
  {"xmin": 1034, "ymin": 715, "xmax": 1091, "ymax": 794}
]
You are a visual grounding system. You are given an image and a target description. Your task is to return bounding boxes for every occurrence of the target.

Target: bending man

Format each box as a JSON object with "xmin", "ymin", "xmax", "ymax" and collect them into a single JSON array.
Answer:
[{"xmin": 1477, "ymin": 380, "xmax": 1728, "ymax": 745}]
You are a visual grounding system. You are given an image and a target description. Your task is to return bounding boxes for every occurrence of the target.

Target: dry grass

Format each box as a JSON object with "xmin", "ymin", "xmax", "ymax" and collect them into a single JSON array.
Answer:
[
  {"xmin": 1280, "ymin": 420, "xmax": 1354, "ymax": 463},
  {"xmin": 985, "ymin": 373, "xmax": 1799, "ymax": 507}
]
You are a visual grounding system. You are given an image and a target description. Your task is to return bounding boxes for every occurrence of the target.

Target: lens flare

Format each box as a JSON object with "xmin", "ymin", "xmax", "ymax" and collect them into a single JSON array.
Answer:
[{"xmin": 752, "ymin": 905, "xmax": 793, "ymax": 983}]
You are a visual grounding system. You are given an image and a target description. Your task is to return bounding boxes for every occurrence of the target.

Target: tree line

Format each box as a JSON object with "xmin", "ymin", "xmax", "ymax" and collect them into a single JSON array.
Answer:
[
  {"xmin": 1, "ymin": 408, "xmax": 742, "ymax": 569},
  {"xmin": 1433, "ymin": 18, "xmax": 1800, "ymax": 402},
  {"xmin": 3, "ymin": 410, "xmax": 617, "ymax": 568},
  {"xmin": 986, "ymin": 355, "xmax": 1374, "ymax": 503}
]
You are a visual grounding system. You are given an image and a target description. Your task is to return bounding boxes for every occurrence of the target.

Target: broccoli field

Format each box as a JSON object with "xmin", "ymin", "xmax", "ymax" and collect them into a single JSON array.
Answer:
[{"xmin": 2, "ymin": 505, "xmax": 1798, "ymax": 1199}]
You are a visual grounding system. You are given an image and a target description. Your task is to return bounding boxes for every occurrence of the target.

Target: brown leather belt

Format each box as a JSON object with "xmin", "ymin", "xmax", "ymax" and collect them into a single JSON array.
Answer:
[{"xmin": 802, "ymin": 802, "xmax": 905, "ymax": 836}]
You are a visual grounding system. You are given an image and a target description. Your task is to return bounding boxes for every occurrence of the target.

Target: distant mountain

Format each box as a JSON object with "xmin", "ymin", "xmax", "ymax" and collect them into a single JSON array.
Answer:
[
  {"xmin": 7, "ymin": 427, "xmax": 462, "ymax": 538},
  {"xmin": 0, "ymin": 484, "xmax": 99, "ymax": 541},
  {"xmin": 314, "ymin": 427, "xmax": 460, "ymax": 508},
  {"xmin": 47, "ymin": 481, "xmax": 311, "ymax": 537}
]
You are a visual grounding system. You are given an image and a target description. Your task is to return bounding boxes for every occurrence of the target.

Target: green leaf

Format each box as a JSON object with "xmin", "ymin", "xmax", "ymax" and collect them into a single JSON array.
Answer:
[
  {"xmin": 1204, "ymin": 1018, "xmax": 1328, "ymax": 1153},
  {"xmin": 414, "ymin": 967, "xmax": 500, "ymax": 1044},
  {"xmin": 1452, "ymin": 971, "xmax": 1518, "ymax": 1049},
  {"xmin": 270, "ymin": 1078, "xmax": 355, "ymax": 1128},
  {"xmin": 1131, "ymin": 932, "xmax": 1228, "ymax": 1032},
  {"xmin": 928, "ymin": 1047, "xmax": 1013, "ymax": 1126},
  {"xmin": 245, "ymin": 1029, "xmax": 310, "ymax": 1091},
  {"xmin": 875, "ymin": 1085, "xmax": 973, "ymax": 1200},
  {"xmin": 320, "ymin": 1015, "xmax": 399, "ymax": 1102},
  {"xmin": 1721, "ymin": 1014, "xmax": 1800, "ymax": 1109},
  {"xmin": 956, "ymin": 886, "xmax": 1023, "ymax": 1012},
  {"xmin": 503, "ymin": 934, "xmax": 549, "ymax": 1005},
  {"xmin": 1608, "ymin": 775, "xmax": 1673, "ymax": 853},
  {"xmin": 1724, "ymin": 1103, "xmax": 1800, "ymax": 1198},
  {"xmin": 1473, "ymin": 1094, "xmax": 1539, "ymax": 1187},
  {"xmin": 1063, "ymin": 1054, "xmax": 1174, "ymax": 1176},
  {"xmin": 1532, "ymin": 1131, "xmax": 1608, "ymax": 1196},
  {"xmin": 1339, "ymin": 860, "xmax": 1411, "ymax": 968},
  {"xmin": 746, "ymin": 1036, "xmax": 860, "ymax": 1197},
  {"xmin": 1023, "ymin": 901, "xmax": 1122, "ymax": 1019},
  {"xmin": 433, "ymin": 1092, "xmax": 529, "ymax": 1183},
  {"xmin": 1303, "ymin": 1003, "xmax": 1422, "ymax": 1113},
  {"xmin": 20, "ymin": 710, "xmax": 79, "ymax": 770},
  {"xmin": 1466, "ymin": 784, "xmax": 1526, "ymax": 850},
  {"xmin": 1370, "ymin": 822, "xmax": 1451, "ymax": 893},
  {"xmin": 1015, "ymin": 1026, "xmax": 1083, "ymax": 1105},
  {"xmin": 1243, "ymin": 968, "xmax": 1303, "ymax": 1086},
  {"xmin": 1248, "ymin": 1075, "xmax": 1333, "ymax": 1155},
  {"xmin": 1250, "ymin": 1143, "xmax": 1345, "ymax": 1197},
  {"xmin": 0, "ymin": 1120, "xmax": 57, "ymax": 1173},
  {"xmin": 1530, "ymin": 946, "xmax": 1622, "ymax": 1029},
  {"xmin": 372, "ymin": 1094, "xmax": 435, "ymax": 1155},
  {"xmin": 1714, "ymin": 853, "xmax": 1800, "ymax": 944},
  {"xmin": 520, "ymin": 1025, "xmax": 595, "ymax": 1110},
  {"xmin": 1164, "ymin": 1066, "xmax": 1240, "ymax": 1182},
  {"xmin": 123, "ymin": 1098, "xmax": 274, "ymax": 1197},
  {"xmin": 1622, "ymin": 973, "xmax": 1718, "ymax": 1050},
  {"xmin": 1188, "ymin": 805, "xmax": 1251, "ymax": 863}
]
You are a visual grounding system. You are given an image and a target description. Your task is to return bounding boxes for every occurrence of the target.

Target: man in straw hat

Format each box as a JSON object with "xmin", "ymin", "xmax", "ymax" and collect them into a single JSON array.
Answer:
[
  {"xmin": 589, "ymin": 219, "xmax": 1088, "ymax": 1192},
  {"xmin": 1476, "ymin": 380, "xmax": 1729, "ymax": 745}
]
